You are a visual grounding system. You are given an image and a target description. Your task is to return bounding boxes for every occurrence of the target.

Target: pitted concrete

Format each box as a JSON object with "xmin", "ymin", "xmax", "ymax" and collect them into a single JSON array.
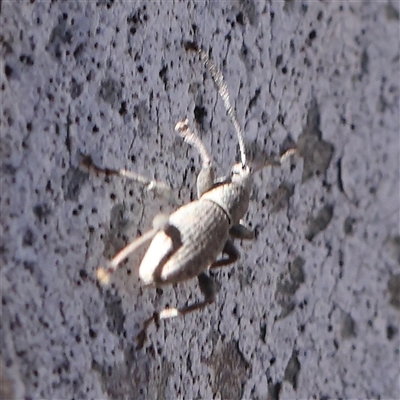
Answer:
[{"xmin": 1, "ymin": 1, "xmax": 399, "ymax": 399}]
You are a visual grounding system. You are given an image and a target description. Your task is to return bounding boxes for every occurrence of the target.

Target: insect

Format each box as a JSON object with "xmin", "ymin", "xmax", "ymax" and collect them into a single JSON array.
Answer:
[{"xmin": 83, "ymin": 42, "xmax": 295, "ymax": 345}]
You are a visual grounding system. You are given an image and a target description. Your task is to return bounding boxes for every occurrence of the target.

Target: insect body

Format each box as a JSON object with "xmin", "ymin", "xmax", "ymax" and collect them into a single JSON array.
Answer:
[
  {"xmin": 86, "ymin": 42, "xmax": 295, "ymax": 343},
  {"xmin": 139, "ymin": 123, "xmax": 252, "ymax": 287}
]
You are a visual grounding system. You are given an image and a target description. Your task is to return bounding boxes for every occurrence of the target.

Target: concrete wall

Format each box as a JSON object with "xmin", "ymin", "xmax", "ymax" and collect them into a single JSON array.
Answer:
[{"xmin": 1, "ymin": 1, "xmax": 399, "ymax": 399}]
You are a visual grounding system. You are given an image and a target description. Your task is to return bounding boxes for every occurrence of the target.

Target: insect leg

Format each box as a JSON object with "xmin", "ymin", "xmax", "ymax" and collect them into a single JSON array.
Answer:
[
  {"xmin": 175, "ymin": 118, "xmax": 215, "ymax": 197},
  {"xmin": 160, "ymin": 273, "xmax": 216, "ymax": 319},
  {"xmin": 80, "ymin": 154, "xmax": 174, "ymax": 200},
  {"xmin": 136, "ymin": 272, "xmax": 216, "ymax": 348},
  {"xmin": 97, "ymin": 214, "xmax": 170, "ymax": 285},
  {"xmin": 211, "ymin": 239, "xmax": 240, "ymax": 268},
  {"xmin": 229, "ymin": 223, "xmax": 254, "ymax": 240}
]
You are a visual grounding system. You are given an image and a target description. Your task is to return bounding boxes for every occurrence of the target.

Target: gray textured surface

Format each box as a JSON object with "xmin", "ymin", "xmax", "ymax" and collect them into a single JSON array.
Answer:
[{"xmin": 1, "ymin": 1, "xmax": 399, "ymax": 399}]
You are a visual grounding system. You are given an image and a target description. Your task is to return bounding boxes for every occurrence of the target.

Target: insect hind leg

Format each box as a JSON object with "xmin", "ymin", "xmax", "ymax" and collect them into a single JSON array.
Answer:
[
  {"xmin": 211, "ymin": 239, "xmax": 240, "ymax": 268},
  {"xmin": 135, "ymin": 272, "xmax": 216, "ymax": 348},
  {"xmin": 97, "ymin": 214, "xmax": 170, "ymax": 285}
]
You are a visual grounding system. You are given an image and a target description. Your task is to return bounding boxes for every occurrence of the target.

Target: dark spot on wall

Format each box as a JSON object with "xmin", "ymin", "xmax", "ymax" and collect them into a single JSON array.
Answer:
[
  {"xmin": 73, "ymin": 43, "xmax": 85, "ymax": 60},
  {"xmin": 343, "ymin": 216, "xmax": 356, "ymax": 235},
  {"xmin": 270, "ymin": 182, "xmax": 294, "ymax": 213},
  {"xmin": 236, "ymin": 12, "xmax": 245, "ymax": 25},
  {"xmin": 101, "ymin": 203, "xmax": 133, "ymax": 259},
  {"xmin": 283, "ymin": 0, "xmax": 295, "ymax": 13},
  {"xmin": 159, "ymin": 64, "xmax": 168, "ymax": 90},
  {"xmin": 118, "ymin": 101, "xmax": 127, "ymax": 117},
  {"xmin": 270, "ymin": 10, "xmax": 275, "ymax": 21},
  {"xmin": 284, "ymin": 351, "xmax": 301, "ymax": 390},
  {"xmin": 305, "ymin": 204, "xmax": 334, "ymax": 241},
  {"xmin": 360, "ymin": 48, "xmax": 369, "ymax": 76},
  {"xmin": 268, "ymin": 380, "xmax": 282, "ymax": 400},
  {"xmin": 33, "ymin": 203, "xmax": 52, "ymax": 222},
  {"xmin": 88, "ymin": 328, "xmax": 97, "ymax": 339},
  {"xmin": 132, "ymin": 101, "xmax": 154, "ymax": 138},
  {"xmin": 385, "ymin": 3, "xmax": 400, "ymax": 20},
  {"xmin": 239, "ymin": 0, "xmax": 258, "ymax": 25},
  {"xmin": 277, "ymin": 114, "xmax": 285, "ymax": 125},
  {"xmin": 260, "ymin": 322, "xmax": 267, "ymax": 342},
  {"xmin": 99, "ymin": 78, "xmax": 123, "ymax": 108},
  {"xmin": 297, "ymin": 99, "xmax": 334, "ymax": 182},
  {"xmin": 289, "ymin": 257, "xmax": 305, "ymax": 285},
  {"xmin": 70, "ymin": 78, "xmax": 83, "ymax": 99},
  {"xmin": 0, "ymin": 361, "xmax": 15, "ymax": 400},
  {"xmin": 47, "ymin": 14, "xmax": 74, "ymax": 59},
  {"xmin": 97, "ymin": 0, "xmax": 115, "ymax": 9},
  {"xmin": 4, "ymin": 64, "xmax": 13, "ymax": 78},
  {"xmin": 1, "ymin": 163, "xmax": 16, "ymax": 175},
  {"xmin": 19, "ymin": 54, "xmax": 34, "ymax": 66},
  {"xmin": 386, "ymin": 324, "xmax": 397, "ymax": 340},
  {"xmin": 388, "ymin": 274, "xmax": 400, "ymax": 309},
  {"xmin": 383, "ymin": 235, "xmax": 400, "ymax": 264},
  {"xmin": 103, "ymin": 289, "xmax": 125, "ymax": 335},
  {"xmin": 247, "ymin": 87, "xmax": 261, "ymax": 112},
  {"xmin": 341, "ymin": 312, "xmax": 356, "ymax": 338},
  {"xmin": 62, "ymin": 167, "xmax": 88, "ymax": 201},
  {"xmin": 194, "ymin": 105, "xmax": 207, "ymax": 125},
  {"xmin": 205, "ymin": 340, "xmax": 250, "ymax": 400},
  {"xmin": 275, "ymin": 257, "xmax": 306, "ymax": 319},
  {"xmin": 79, "ymin": 269, "xmax": 88, "ymax": 281},
  {"xmin": 127, "ymin": 6, "xmax": 149, "ymax": 42},
  {"xmin": 2, "ymin": 39, "xmax": 13, "ymax": 56},
  {"xmin": 306, "ymin": 29, "xmax": 317, "ymax": 46},
  {"xmin": 336, "ymin": 157, "xmax": 345, "ymax": 193},
  {"xmin": 22, "ymin": 228, "xmax": 36, "ymax": 247}
]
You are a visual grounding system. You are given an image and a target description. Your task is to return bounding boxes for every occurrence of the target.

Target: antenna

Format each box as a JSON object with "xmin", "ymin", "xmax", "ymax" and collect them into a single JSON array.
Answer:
[{"xmin": 184, "ymin": 42, "xmax": 247, "ymax": 167}]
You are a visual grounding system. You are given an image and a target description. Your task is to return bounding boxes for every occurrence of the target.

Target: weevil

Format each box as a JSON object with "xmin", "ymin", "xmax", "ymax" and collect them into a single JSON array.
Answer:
[{"xmin": 84, "ymin": 42, "xmax": 296, "ymax": 345}]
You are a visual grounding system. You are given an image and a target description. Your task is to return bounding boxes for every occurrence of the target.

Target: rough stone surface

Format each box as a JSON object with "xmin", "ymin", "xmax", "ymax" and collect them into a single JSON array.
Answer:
[{"xmin": 1, "ymin": 1, "xmax": 399, "ymax": 399}]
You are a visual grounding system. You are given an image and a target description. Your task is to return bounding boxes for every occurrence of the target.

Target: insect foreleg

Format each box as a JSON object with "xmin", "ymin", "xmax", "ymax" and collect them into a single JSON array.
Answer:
[
  {"xmin": 80, "ymin": 154, "xmax": 175, "ymax": 201},
  {"xmin": 175, "ymin": 118, "xmax": 215, "ymax": 197}
]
